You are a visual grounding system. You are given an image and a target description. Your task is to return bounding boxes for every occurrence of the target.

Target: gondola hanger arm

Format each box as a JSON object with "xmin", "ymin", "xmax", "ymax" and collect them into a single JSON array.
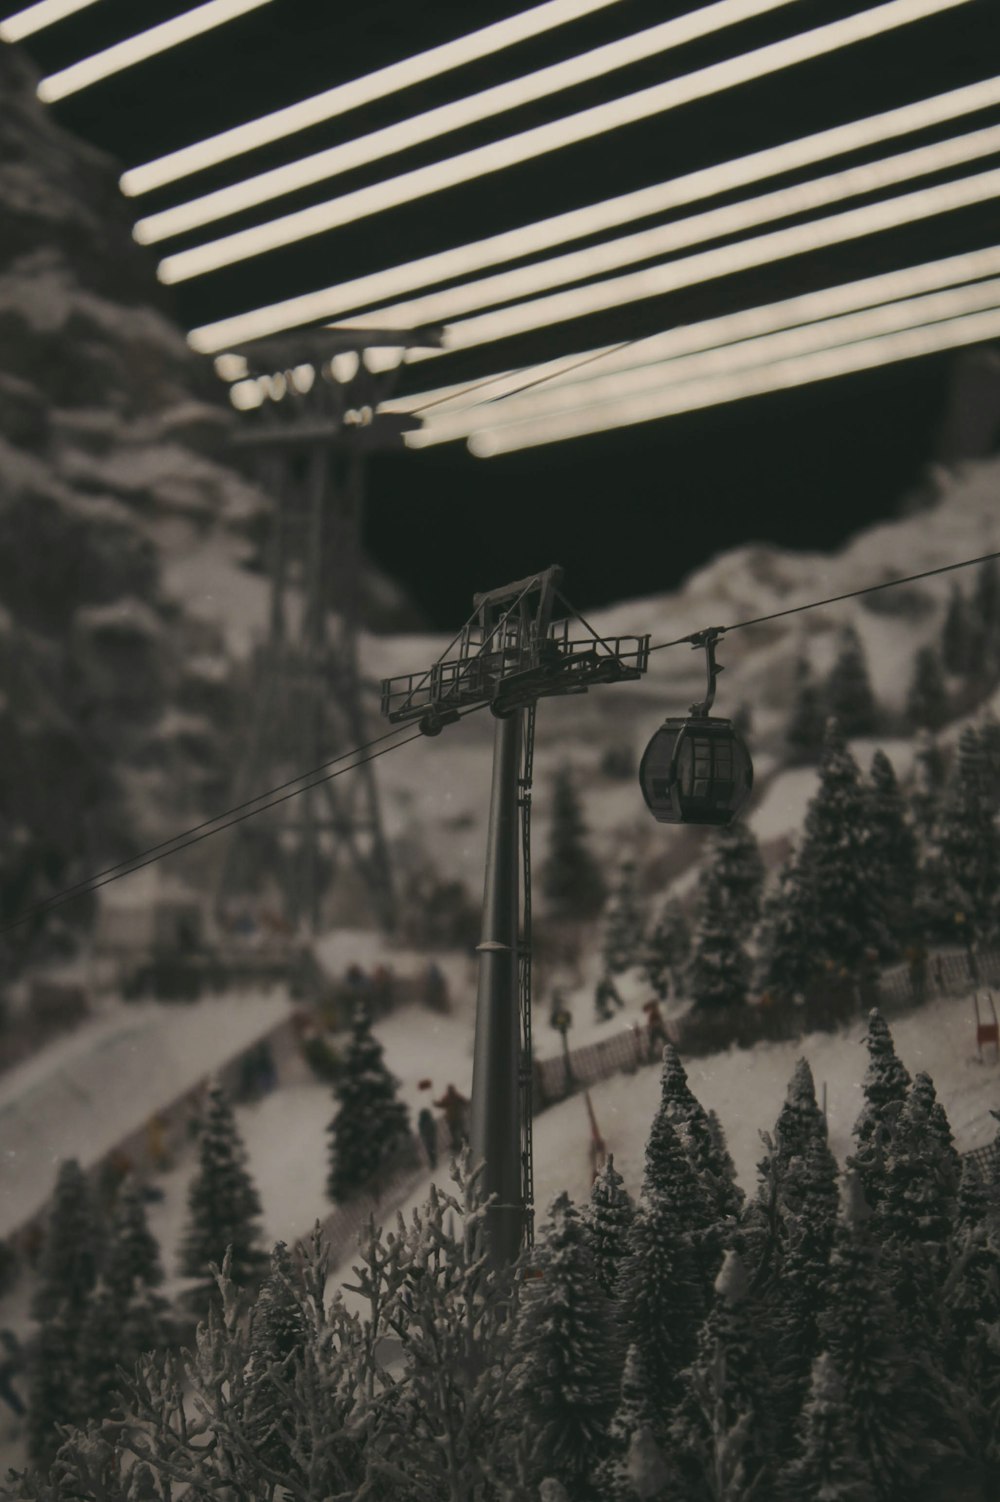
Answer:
[{"xmin": 685, "ymin": 626, "xmax": 728, "ymax": 717}]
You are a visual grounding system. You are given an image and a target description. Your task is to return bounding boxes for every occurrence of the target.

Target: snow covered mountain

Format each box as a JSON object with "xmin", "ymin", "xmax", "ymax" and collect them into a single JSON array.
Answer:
[
  {"xmin": 0, "ymin": 46, "xmax": 419, "ymax": 963},
  {"xmin": 360, "ymin": 450, "xmax": 1000, "ymax": 907}
]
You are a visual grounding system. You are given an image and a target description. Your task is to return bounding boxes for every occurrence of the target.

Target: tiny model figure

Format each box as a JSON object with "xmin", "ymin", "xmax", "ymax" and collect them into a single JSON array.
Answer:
[
  {"xmin": 594, "ymin": 972, "xmax": 624, "ymax": 1021},
  {"xmin": 417, "ymin": 1106, "xmax": 438, "ymax": 1168},
  {"xmin": 642, "ymin": 998, "xmax": 668, "ymax": 1061},
  {"xmin": 433, "ymin": 1083, "xmax": 470, "ymax": 1149}
]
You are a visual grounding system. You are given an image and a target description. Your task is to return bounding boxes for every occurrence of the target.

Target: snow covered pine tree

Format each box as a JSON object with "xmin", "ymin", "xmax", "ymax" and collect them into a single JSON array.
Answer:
[
  {"xmin": 178, "ymin": 1080, "xmax": 267, "ymax": 1315},
  {"xmin": 327, "ymin": 999, "xmax": 413, "ymax": 1202}
]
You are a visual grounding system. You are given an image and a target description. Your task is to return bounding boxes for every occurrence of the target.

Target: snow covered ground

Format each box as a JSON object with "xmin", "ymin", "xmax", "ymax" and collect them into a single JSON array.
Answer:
[{"xmin": 0, "ymin": 990, "xmax": 292, "ymax": 1240}]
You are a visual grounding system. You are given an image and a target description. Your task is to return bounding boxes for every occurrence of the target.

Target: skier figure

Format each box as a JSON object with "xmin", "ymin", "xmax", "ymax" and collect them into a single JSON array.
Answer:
[
  {"xmin": 424, "ymin": 962, "xmax": 449, "ymax": 1012},
  {"xmin": 417, "ymin": 1107, "xmax": 438, "ymax": 1169},
  {"xmin": 433, "ymin": 1083, "xmax": 470, "ymax": 1149},
  {"xmin": 643, "ymin": 998, "xmax": 668, "ymax": 1062},
  {"xmin": 594, "ymin": 972, "xmax": 623, "ymax": 1022}
]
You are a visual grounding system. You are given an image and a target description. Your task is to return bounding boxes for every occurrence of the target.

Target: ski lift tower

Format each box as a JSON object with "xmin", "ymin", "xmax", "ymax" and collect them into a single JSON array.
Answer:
[
  {"xmin": 381, "ymin": 567, "xmax": 649, "ymax": 1263},
  {"xmin": 217, "ymin": 325, "xmax": 442, "ymax": 935}
]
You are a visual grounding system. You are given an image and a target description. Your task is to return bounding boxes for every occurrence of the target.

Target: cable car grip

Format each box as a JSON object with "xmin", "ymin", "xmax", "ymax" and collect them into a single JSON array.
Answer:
[{"xmin": 686, "ymin": 626, "xmax": 727, "ymax": 717}]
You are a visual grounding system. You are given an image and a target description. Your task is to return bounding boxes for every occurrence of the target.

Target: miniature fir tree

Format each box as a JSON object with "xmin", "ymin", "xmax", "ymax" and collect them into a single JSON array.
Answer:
[
  {"xmin": 31, "ymin": 1158, "xmax": 101, "ymax": 1322},
  {"xmin": 105, "ymin": 1176, "xmax": 164, "ymax": 1305},
  {"xmin": 770, "ymin": 1129, "xmax": 840, "ymax": 1455},
  {"xmin": 643, "ymin": 1074, "xmax": 716, "ymax": 1243},
  {"xmin": 669, "ymin": 1251, "xmax": 774, "ymax": 1502},
  {"xmin": 704, "ymin": 820, "xmax": 765, "ymax": 941},
  {"xmin": 978, "ymin": 710, "xmax": 1000, "ymax": 815},
  {"xmin": 617, "ymin": 1188, "xmax": 706, "ymax": 1415},
  {"xmin": 772, "ymin": 1057, "xmax": 826, "ymax": 1164},
  {"xmin": 864, "ymin": 748, "xmax": 919, "ymax": 959},
  {"xmin": 642, "ymin": 896, "xmax": 691, "ymax": 1000},
  {"xmin": 944, "ymin": 1161, "xmax": 1000, "ymax": 1399},
  {"xmin": 908, "ymin": 729, "xmax": 948, "ymax": 843},
  {"xmin": 541, "ymin": 764, "xmax": 606, "ymax": 920},
  {"xmin": 942, "ymin": 583, "xmax": 974, "ymax": 675},
  {"xmin": 785, "ymin": 657, "xmax": 826, "ymax": 765},
  {"xmin": 921, "ymin": 724, "xmax": 1000, "ymax": 946},
  {"xmin": 25, "ymin": 1302, "xmax": 82, "ymax": 1468},
  {"xmin": 817, "ymin": 1172, "xmax": 934, "ymax": 1498},
  {"xmin": 824, "ymin": 625, "xmax": 877, "ymax": 736},
  {"xmin": 583, "ymin": 1155, "xmax": 636, "ymax": 1298},
  {"xmin": 327, "ymin": 1001, "xmax": 412, "ymax": 1202},
  {"xmin": 179, "ymin": 1081, "xmax": 266, "ymax": 1309},
  {"xmin": 848, "ymin": 1009, "xmax": 911, "ymax": 1209},
  {"xmin": 513, "ymin": 1192, "xmax": 619, "ymax": 1498},
  {"xmin": 875, "ymin": 1072, "xmax": 958, "ymax": 1360},
  {"xmin": 661, "ymin": 1045, "xmax": 743, "ymax": 1221},
  {"xmin": 687, "ymin": 861, "xmax": 752, "ymax": 1011},
  {"xmin": 791, "ymin": 718, "xmax": 887, "ymax": 981},
  {"xmin": 753, "ymin": 851, "xmax": 818, "ymax": 1002},
  {"xmin": 76, "ymin": 1280, "xmax": 126, "ymax": 1425},
  {"xmin": 593, "ymin": 1345, "xmax": 670, "ymax": 1502},
  {"xmin": 970, "ymin": 555, "xmax": 1000, "ymax": 682},
  {"xmin": 778, "ymin": 1351, "xmax": 878, "ymax": 1502},
  {"xmin": 603, "ymin": 860, "xmax": 645, "ymax": 974},
  {"xmin": 905, "ymin": 644, "xmax": 949, "ymax": 731}
]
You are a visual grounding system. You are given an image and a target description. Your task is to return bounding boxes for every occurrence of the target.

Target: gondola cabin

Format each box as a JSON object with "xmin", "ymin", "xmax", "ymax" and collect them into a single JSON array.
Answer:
[
  {"xmin": 639, "ymin": 715, "xmax": 752, "ymax": 825},
  {"xmin": 639, "ymin": 627, "xmax": 753, "ymax": 826}
]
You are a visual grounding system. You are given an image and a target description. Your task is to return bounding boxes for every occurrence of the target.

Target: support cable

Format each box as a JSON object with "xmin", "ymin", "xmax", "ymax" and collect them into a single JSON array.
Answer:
[
  {"xmin": 5, "ymin": 544, "xmax": 998, "ymax": 936},
  {"xmin": 647, "ymin": 545, "xmax": 1000, "ymax": 653},
  {"xmin": 0, "ymin": 706, "xmax": 487, "ymax": 935}
]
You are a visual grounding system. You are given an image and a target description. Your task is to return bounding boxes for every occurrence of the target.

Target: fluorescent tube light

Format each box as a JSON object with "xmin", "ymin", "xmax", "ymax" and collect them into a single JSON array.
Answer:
[
  {"xmin": 410, "ymin": 274, "xmax": 1000, "ymax": 445},
  {"xmin": 408, "ymin": 164, "xmax": 1000, "ymax": 357},
  {"xmin": 458, "ymin": 306, "xmax": 1000, "ymax": 455},
  {"xmin": 159, "ymin": 0, "xmax": 972, "ymax": 286},
  {"xmin": 339, "ymin": 125, "xmax": 1000, "ymax": 336},
  {"xmin": 388, "ymin": 244, "xmax": 1000, "ymax": 422},
  {"xmin": 37, "ymin": 0, "xmax": 274, "ymax": 104},
  {"xmin": 121, "ymin": 0, "xmax": 627, "ymax": 197},
  {"xmin": 187, "ymin": 71, "xmax": 1000, "ymax": 354},
  {"xmin": 135, "ymin": 0, "xmax": 797, "ymax": 244},
  {"xmin": 0, "ymin": 0, "xmax": 99, "ymax": 43}
]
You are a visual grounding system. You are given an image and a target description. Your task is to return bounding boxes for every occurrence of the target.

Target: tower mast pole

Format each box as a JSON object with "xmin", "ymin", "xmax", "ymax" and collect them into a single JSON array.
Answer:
[{"xmin": 470, "ymin": 709, "xmax": 524, "ymax": 1266}]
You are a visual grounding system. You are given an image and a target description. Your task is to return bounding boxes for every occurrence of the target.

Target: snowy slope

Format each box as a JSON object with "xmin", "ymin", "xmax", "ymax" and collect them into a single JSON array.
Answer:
[{"xmin": 0, "ymin": 991, "xmax": 291, "ymax": 1239}]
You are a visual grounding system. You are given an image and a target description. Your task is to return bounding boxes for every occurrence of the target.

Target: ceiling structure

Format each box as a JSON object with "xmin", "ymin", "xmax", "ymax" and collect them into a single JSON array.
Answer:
[{"xmin": 3, "ymin": 0, "xmax": 997, "ymax": 624}]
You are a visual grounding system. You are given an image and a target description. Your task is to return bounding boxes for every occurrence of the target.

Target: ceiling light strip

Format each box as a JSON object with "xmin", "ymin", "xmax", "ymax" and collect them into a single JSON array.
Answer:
[
  {"xmin": 456, "ymin": 305, "xmax": 1000, "ymax": 455},
  {"xmin": 187, "ymin": 70, "xmax": 1000, "ymax": 354},
  {"xmin": 405, "ymin": 163, "xmax": 1000, "ymax": 358},
  {"xmin": 411, "ymin": 275, "xmax": 1000, "ymax": 444},
  {"xmin": 0, "ymin": 0, "xmax": 99, "ymax": 43},
  {"xmin": 120, "ymin": 0, "xmax": 627, "ymax": 197},
  {"xmin": 336, "ymin": 124, "xmax": 1000, "ymax": 334},
  {"xmin": 37, "ymin": 0, "xmax": 273, "ymax": 103},
  {"xmin": 159, "ymin": 0, "xmax": 972, "ymax": 286},
  {"xmin": 134, "ymin": 0, "xmax": 798, "ymax": 244}
]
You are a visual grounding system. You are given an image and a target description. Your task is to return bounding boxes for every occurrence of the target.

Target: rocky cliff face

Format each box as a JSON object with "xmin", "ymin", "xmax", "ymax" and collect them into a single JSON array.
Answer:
[{"xmin": 0, "ymin": 46, "xmax": 417, "ymax": 962}]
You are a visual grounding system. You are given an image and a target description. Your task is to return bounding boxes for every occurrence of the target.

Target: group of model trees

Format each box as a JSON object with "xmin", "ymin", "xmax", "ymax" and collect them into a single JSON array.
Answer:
[
  {"xmin": 22, "ymin": 1082, "xmax": 269, "ymax": 1468},
  {"xmin": 604, "ymin": 701, "xmax": 1000, "ymax": 1020},
  {"xmin": 786, "ymin": 623, "xmax": 878, "ymax": 763},
  {"xmin": 787, "ymin": 559, "xmax": 1000, "ymax": 757},
  {"xmin": 12, "ymin": 1017, "xmax": 1000, "ymax": 1501},
  {"xmin": 22, "ymin": 1008, "xmax": 416, "ymax": 1471}
]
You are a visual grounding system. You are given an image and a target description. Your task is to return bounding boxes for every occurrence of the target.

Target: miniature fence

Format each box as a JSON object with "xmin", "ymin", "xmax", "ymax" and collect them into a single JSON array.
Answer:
[
  {"xmin": 304, "ymin": 1118, "xmax": 449, "ymax": 1269},
  {"xmin": 961, "ymin": 1141, "xmax": 1000, "ymax": 1179},
  {"xmin": 533, "ymin": 1027, "xmax": 647, "ymax": 1107},
  {"xmin": 532, "ymin": 947, "xmax": 1000, "ymax": 1112},
  {"xmin": 877, "ymin": 947, "xmax": 1000, "ymax": 1014},
  {"xmin": 4, "ymin": 1011, "xmax": 315, "ymax": 1271}
]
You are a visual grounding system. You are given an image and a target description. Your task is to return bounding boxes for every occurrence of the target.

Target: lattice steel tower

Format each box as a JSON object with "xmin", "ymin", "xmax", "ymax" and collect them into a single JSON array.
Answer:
[{"xmin": 216, "ymin": 327, "xmax": 441, "ymax": 934}]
